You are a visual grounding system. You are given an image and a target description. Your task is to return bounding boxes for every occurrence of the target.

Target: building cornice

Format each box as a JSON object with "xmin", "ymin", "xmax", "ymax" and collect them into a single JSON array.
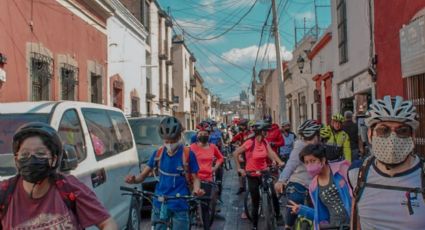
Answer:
[{"xmin": 107, "ymin": 0, "xmax": 149, "ymax": 39}]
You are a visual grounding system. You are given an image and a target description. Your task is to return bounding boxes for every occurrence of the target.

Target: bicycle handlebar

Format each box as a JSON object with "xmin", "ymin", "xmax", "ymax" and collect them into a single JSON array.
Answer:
[
  {"xmin": 246, "ymin": 165, "xmax": 283, "ymax": 176},
  {"xmin": 120, "ymin": 186, "xmax": 209, "ymax": 202}
]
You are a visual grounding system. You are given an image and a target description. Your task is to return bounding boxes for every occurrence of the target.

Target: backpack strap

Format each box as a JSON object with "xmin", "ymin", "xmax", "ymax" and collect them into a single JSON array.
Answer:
[
  {"xmin": 0, "ymin": 175, "xmax": 19, "ymax": 224},
  {"xmin": 182, "ymin": 146, "xmax": 191, "ymax": 185},
  {"xmin": 352, "ymin": 155, "xmax": 374, "ymax": 230},
  {"xmin": 154, "ymin": 146, "xmax": 165, "ymax": 169},
  {"xmin": 54, "ymin": 174, "xmax": 77, "ymax": 217}
]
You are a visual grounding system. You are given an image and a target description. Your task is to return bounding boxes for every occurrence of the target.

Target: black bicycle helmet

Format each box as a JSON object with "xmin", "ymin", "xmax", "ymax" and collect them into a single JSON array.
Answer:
[
  {"xmin": 263, "ymin": 115, "xmax": 272, "ymax": 124},
  {"xmin": 13, "ymin": 122, "xmax": 63, "ymax": 169},
  {"xmin": 158, "ymin": 116, "xmax": 183, "ymax": 140},
  {"xmin": 298, "ymin": 120, "xmax": 321, "ymax": 138},
  {"xmin": 252, "ymin": 120, "xmax": 271, "ymax": 133},
  {"xmin": 239, "ymin": 118, "xmax": 249, "ymax": 127}
]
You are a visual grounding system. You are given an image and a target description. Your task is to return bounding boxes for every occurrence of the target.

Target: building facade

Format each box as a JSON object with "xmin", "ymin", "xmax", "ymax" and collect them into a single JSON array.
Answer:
[
  {"xmin": 0, "ymin": 0, "xmax": 111, "ymax": 103},
  {"xmin": 171, "ymin": 35, "xmax": 196, "ymax": 129},
  {"xmin": 330, "ymin": 0, "xmax": 374, "ymax": 116},
  {"xmin": 107, "ymin": 0, "xmax": 148, "ymax": 117},
  {"xmin": 374, "ymin": 1, "xmax": 425, "ymax": 154}
]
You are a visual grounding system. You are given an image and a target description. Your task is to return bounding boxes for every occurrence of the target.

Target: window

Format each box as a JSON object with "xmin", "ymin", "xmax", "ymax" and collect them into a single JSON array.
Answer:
[
  {"xmin": 91, "ymin": 73, "xmax": 102, "ymax": 104},
  {"xmin": 337, "ymin": 0, "xmax": 348, "ymax": 64},
  {"xmin": 82, "ymin": 108, "xmax": 133, "ymax": 161},
  {"xmin": 146, "ymin": 101, "xmax": 151, "ymax": 116},
  {"xmin": 61, "ymin": 64, "xmax": 78, "ymax": 101},
  {"xmin": 58, "ymin": 109, "xmax": 86, "ymax": 162},
  {"xmin": 30, "ymin": 53, "xmax": 53, "ymax": 101},
  {"xmin": 131, "ymin": 96, "xmax": 140, "ymax": 117}
]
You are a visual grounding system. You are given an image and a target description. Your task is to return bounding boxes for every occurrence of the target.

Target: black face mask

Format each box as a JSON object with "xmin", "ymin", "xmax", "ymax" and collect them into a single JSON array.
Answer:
[
  {"xmin": 17, "ymin": 155, "xmax": 53, "ymax": 184},
  {"xmin": 199, "ymin": 136, "xmax": 209, "ymax": 144}
]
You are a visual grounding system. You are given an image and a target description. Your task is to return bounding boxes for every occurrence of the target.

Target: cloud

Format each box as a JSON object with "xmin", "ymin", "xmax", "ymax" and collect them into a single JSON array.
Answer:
[
  {"xmin": 201, "ymin": 0, "xmax": 216, "ymax": 13},
  {"xmin": 293, "ymin": 11, "xmax": 315, "ymax": 21},
  {"xmin": 221, "ymin": 43, "xmax": 293, "ymax": 65},
  {"xmin": 205, "ymin": 76, "xmax": 225, "ymax": 85}
]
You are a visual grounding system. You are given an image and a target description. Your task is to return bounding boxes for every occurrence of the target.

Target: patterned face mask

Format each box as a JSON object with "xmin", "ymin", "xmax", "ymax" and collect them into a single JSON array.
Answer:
[{"xmin": 372, "ymin": 132, "xmax": 414, "ymax": 165}]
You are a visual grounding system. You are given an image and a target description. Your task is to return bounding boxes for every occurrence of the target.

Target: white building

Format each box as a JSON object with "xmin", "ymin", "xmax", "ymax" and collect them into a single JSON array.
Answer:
[
  {"xmin": 284, "ymin": 36, "xmax": 316, "ymax": 130},
  {"xmin": 107, "ymin": 0, "xmax": 148, "ymax": 117},
  {"xmin": 171, "ymin": 35, "xmax": 196, "ymax": 129},
  {"xmin": 330, "ymin": 0, "xmax": 373, "ymax": 115}
]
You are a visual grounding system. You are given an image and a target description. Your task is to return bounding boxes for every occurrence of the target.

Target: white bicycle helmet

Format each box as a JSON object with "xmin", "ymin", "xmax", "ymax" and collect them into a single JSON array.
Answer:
[
  {"xmin": 366, "ymin": 95, "xmax": 419, "ymax": 129},
  {"xmin": 298, "ymin": 120, "xmax": 321, "ymax": 138}
]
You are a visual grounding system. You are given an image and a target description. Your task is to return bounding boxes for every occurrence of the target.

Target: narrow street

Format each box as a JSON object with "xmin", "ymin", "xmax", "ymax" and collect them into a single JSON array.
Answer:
[{"xmin": 141, "ymin": 168, "xmax": 254, "ymax": 229}]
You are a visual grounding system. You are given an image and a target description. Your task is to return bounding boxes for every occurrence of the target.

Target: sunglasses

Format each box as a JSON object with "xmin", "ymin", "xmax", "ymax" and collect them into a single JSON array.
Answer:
[
  {"xmin": 374, "ymin": 125, "xmax": 413, "ymax": 138},
  {"xmin": 17, "ymin": 151, "xmax": 51, "ymax": 161}
]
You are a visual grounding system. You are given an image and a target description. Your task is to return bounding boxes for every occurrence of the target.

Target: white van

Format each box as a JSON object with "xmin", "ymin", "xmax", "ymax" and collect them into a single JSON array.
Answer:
[{"xmin": 0, "ymin": 101, "xmax": 141, "ymax": 229}]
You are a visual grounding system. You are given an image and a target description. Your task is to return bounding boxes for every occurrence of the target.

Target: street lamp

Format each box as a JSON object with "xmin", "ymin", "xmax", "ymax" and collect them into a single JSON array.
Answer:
[{"xmin": 297, "ymin": 55, "xmax": 305, "ymax": 73}]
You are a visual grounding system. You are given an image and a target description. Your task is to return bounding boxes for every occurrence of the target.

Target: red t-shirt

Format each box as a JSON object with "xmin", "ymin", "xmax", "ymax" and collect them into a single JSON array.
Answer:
[
  {"xmin": 190, "ymin": 143, "xmax": 224, "ymax": 182},
  {"xmin": 2, "ymin": 175, "xmax": 110, "ymax": 229},
  {"xmin": 242, "ymin": 139, "xmax": 269, "ymax": 175}
]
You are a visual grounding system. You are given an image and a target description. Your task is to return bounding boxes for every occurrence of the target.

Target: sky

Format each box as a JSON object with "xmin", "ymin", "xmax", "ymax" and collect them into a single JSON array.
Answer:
[{"xmin": 158, "ymin": 0, "xmax": 331, "ymax": 102}]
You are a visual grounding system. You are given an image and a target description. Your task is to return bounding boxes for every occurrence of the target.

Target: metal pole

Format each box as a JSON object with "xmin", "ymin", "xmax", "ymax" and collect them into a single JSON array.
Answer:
[{"xmin": 271, "ymin": 0, "xmax": 287, "ymax": 123}]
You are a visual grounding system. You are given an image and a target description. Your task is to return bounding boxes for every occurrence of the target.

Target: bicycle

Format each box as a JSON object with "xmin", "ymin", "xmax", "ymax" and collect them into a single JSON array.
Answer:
[
  {"xmin": 287, "ymin": 185, "xmax": 312, "ymax": 230},
  {"xmin": 120, "ymin": 186, "xmax": 210, "ymax": 230},
  {"xmin": 319, "ymin": 224, "xmax": 350, "ymax": 230},
  {"xmin": 243, "ymin": 166, "xmax": 282, "ymax": 230},
  {"xmin": 221, "ymin": 145, "xmax": 233, "ymax": 171}
]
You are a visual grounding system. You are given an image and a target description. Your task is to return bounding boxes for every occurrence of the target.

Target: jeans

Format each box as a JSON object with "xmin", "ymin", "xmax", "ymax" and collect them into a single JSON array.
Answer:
[
  {"xmin": 151, "ymin": 205, "xmax": 190, "ymax": 230},
  {"xmin": 352, "ymin": 148, "xmax": 360, "ymax": 162},
  {"xmin": 285, "ymin": 182, "xmax": 309, "ymax": 227}
]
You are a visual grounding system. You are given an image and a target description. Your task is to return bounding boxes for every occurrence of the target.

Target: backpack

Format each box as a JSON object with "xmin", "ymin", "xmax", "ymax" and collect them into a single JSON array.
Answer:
[
  {"xmin": 351, "ymin": 155, "xmax": 425, "ymax": 229},
  {"xmin": 0, "ymin": 174, "xmax": 79, "ymax": 229},
  {"xmin": 154, "ymin": 145, "xmax": 192, "ymax": 189}
]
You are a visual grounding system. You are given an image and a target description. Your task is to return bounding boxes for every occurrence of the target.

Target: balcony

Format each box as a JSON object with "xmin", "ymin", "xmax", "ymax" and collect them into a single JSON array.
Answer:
[
  {"xmin": 166, "ymin": 60, "xmax": 173, "ymax": 66},
  {"xmin": 190, "ymin": 78, "xmax": 196, "ymax": 87},
  {"xmin": 159, "ymin": 54, "xmax": 168, "ymax": 60},
  {"xmin": 146, "ymin": 93, "xmax": 156, "ymax": 100}
]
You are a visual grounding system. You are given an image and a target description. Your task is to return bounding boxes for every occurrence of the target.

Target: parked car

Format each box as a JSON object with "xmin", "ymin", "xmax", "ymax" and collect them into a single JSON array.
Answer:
[
  {"xmin": 0, "ymin": 101, "xmax": 141, "ymax": 230},
  {"xmin": 128, "ymin": 116, "xmax": 164, "ymax": 210},
  {"xmin": 183, "ymin": 130, "xmax": 197, "ymax": 146}
]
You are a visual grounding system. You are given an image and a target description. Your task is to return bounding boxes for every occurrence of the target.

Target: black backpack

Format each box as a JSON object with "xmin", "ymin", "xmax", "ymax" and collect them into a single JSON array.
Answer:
[
  {"xmin": 0, "ymin": 174, "xmax": 79, "ymax": 229},
  {"xmin": 351, "ymin": 155, "xmax": 425, "ymax": 229}
]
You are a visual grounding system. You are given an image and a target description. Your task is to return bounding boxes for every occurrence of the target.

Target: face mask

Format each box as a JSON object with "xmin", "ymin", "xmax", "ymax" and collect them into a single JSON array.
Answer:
[
  {"xmin": 199, "ymin": 136, "xmax": 209, "ymax": 144},
  {"xmin": 165, "ymin": 142, "xmax": 180, "ymax": 153},
  {"xmin": 372, "ymin": 133, "xmax": 414, "ymax": 165},
  {"xmin": 306, "ymin": 162, "xmax": 324, "ymax": 177},
  {"xmin": 17, "ymin": 155, "xmax": 53, "ymax": 184}
]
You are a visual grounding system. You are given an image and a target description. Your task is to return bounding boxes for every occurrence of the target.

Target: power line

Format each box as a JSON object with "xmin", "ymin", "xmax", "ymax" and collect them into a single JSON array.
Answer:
[
  {"xmin": 171, "ymin": 0, "xmax": 258, "ymax": 41},
  {"xmin": 254, "ymin": 6, "xmax": 272, "ymax": 68}
]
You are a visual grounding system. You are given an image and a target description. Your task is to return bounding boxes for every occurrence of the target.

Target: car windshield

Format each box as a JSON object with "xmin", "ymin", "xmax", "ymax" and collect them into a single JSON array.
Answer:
[
  {"xmin": 183, "ymin": 131, "xmax": 196, "ymax": 145},
  {"xmin": 129, "ymin": 119, "xmax": 162, "ymax": 146},
  {"xmin": 0, "ymin": 114, "xmax": 49, "ymax": 176}
]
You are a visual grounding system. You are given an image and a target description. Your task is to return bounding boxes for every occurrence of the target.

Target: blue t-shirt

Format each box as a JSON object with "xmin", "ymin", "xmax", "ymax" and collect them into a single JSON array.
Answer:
[
  {"xmin": 209, "ymin": 130, "xmax": 222, "ymax": 146},
  {"xmin": 147, "ymin": 144, "xmax": 200, "ymax": 211},
  {"xmin": 280, "ymin": 132, "xmax": 296, "ymax": 156}
]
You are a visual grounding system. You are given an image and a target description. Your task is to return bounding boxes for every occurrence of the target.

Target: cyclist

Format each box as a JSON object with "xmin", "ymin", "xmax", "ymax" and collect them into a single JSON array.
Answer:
[
  {"xmin": 342, "ymin": 111, "xmax": 360, "ymax": 161},
  {"xmin": 125, "ymin": 116, "xmax": 204, "ymax": 230},
  {"xmin": 280, "ymin": 121, "xmax": 297, "ymax": 162},
  {"xmin": 287, "ymin": 144, "xmax": 352, "ymax": 229},
  {"xmin": 190, "ymin": 122, "xmax": 224, "ymax": 229},
  {"xmin": 348, "ymin": 96, "xmax": 425, "ymax": 230},
  {"xmin": 0, "ymin": 122, "xmax": 117, "ymax": 229},
  {"xmin": 274, "ymin": 119, "xmax": 321, "ymax": 230},
  {"xmin": 233, "ymin": 120, "xmax": 285, "ymax": 230},
  {"xmin": 264, "ymin": 115, "xmax": 285, "ymax": 155},
  {"xmin": 231, "ymin": 118, "xmax": 250, "ymax": 195},
  {"xmin": 321, "ymin": 114, "xmax": 352, "ymax": 163}
]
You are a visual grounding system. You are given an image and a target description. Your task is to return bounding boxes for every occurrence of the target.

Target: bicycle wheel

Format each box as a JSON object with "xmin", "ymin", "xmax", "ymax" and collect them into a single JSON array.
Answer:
[
  {"xmin": 126, "ymin": 196, "xmax": 141, "ymax": 230},
  {"xmin": 258, "ymin": 191, "xmax": 277, "ymax": 230}
]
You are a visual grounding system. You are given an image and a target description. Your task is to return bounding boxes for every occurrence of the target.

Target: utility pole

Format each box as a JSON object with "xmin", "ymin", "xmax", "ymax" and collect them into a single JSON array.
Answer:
[{"xmin": 271, "ymin": 0, "xmax": 287, "ymax": 123}]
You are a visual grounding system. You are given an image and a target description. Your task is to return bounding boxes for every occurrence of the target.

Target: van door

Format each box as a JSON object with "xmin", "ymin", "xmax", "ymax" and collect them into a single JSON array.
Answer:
[{"xmin": 81, "ymin": 108, "xmax": 139, "ymax": 227}]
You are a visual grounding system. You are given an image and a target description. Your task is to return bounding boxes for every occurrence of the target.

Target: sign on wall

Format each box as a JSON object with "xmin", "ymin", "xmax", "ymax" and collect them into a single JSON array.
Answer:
[{"xmin": 400, "ymin": 16, "xmax": 425, "ymax": 78}]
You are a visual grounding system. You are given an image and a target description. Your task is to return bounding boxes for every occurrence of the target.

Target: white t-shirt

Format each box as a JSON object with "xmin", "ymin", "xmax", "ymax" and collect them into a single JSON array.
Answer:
[{"xmin": 349, "ymin": 156, "xmax": 425, "ymax": 230}]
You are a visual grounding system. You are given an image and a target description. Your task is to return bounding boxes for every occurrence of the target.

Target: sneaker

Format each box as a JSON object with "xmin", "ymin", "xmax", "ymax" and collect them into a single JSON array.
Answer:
[
  {"xmin": 235, "ymin": 187, "xmax": 245, "ymax": 195},
  {"xmin": 276, "ymin": 214, "xmax": 285, "ymax": 226}
]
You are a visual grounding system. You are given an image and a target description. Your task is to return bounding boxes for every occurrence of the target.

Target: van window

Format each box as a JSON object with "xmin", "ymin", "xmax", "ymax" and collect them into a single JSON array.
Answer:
[
  {"xmin": 58, "ymin": 109, "xmax": 87, "ymax": 162},
  {"xmin": 82, "ymin": 108, "xmax": 133, "ymax": 161}
]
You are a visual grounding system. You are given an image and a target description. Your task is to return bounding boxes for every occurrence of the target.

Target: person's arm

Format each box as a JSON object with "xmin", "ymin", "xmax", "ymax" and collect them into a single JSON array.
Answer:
[
  {"xmin": 278, "ymin": 143, "xmax": 302, "ymax": 183},
  {"xmin": 125, "ymin": 151, "xmax": 155, "ymax": 184},
  {"xmin": 266, "ymin": 143, "xmax": 284, "ymax": 166},
  {"xmin": 274, "ymin": 132, "xmax": 285, "ymax": 148},
  {"xmin": 191, "ymin": 173, "xmax": 203, "ymax": 195},
  {"xmin": 343, "ymin": 134, "xmax": 352, "ymax": 163},
  {"xmin": 233, "ymin": 144, "xmax": 247, "ymax": 176},
  {"xmin": 97, "ymin": 217, "xmax": 118, "ymax": 230}
]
